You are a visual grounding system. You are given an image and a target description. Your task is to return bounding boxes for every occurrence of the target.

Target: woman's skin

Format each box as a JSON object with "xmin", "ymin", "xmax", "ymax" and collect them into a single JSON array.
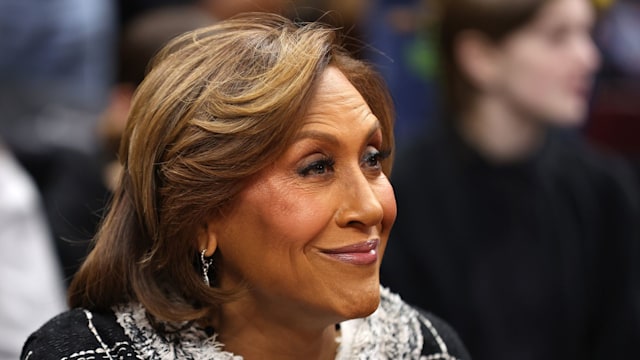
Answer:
[
  {"xmin": 199, "ymin": 66, "xmax": 397, "ymax": 360},
  {"xmin": 457, "ymin": 0, "xmax": 600, "ymax": 162}
]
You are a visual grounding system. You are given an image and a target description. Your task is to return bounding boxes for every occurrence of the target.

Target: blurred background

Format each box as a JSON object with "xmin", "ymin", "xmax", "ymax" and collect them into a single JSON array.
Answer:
[{"xmin": 0, "ymin": 0, "xmax": 638, "ymax": 359}]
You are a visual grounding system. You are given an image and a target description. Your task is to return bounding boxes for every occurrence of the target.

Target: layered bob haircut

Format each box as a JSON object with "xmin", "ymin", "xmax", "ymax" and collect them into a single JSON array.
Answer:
[{"xmin": 68, "ymin": 13, "xmax": 395, "ymax": 323}]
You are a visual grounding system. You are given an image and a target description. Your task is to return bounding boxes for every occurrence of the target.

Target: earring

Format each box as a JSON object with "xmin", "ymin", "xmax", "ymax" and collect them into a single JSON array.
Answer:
[{"xmin": 200, "ymin": 249, "xmax": 214, "ymax": 286}]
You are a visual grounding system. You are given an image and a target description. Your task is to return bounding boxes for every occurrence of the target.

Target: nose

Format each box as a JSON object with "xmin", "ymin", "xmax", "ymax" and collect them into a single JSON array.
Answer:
[
  {"xmin": 335, "ymin": 167, "xmax": 385, "ymax": 229},
  {"xmin": 577, "ymin": 32, "xmax": 601, "ymax": 74}
]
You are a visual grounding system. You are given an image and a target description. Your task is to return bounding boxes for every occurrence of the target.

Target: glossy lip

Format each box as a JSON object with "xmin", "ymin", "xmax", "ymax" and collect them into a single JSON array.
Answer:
[{"xmin": 319, "ymin": 239, "xmax": 380, "ymax": 265}]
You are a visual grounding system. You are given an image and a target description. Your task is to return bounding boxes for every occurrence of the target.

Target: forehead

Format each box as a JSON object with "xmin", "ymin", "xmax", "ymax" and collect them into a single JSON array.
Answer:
[
  {"xmin": 313, "ymin": 67, "xmax": 365, "ymax": 101},
  {"xmin": 303, "ymin": 67, "xmax": 374, "ymax": 122},
  {"xmin": 285, "ymin": 67, "xmax": 381, "ymax": 148},
  {"xmin": 533, "ymin": 0, "xmax": 595, "ymax": 27}
]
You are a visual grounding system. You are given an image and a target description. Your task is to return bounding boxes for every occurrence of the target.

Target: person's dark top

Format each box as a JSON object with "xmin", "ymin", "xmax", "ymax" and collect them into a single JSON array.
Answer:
[
  {"xmin": 381, "ymin": 123, "xmax": 640, "ymax": 360},
  {"xmin": 21, "ymin": 287, "xmax": 471, "ymax": 359},
  {"xmin": 11, "ymin": 144, "xmax": 110, "ymax": 284}
]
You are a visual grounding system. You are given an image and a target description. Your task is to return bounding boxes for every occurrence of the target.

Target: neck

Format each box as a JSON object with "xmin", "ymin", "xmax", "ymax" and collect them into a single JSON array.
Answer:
[
  {"xmin": 215, "ymin": 300, "xmax": 340, "ymax": 360},
  {"xmin": 458, "ymin": 96, "xmax": 546, "ymax": 163}
]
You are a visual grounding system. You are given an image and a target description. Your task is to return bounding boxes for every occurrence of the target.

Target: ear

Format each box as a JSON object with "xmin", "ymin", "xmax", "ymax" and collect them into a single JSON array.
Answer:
[
  {"xmin": 198, "ymin": 220, "xmax": 218, "ymax": 257},
  {"xmin": 454, "ymin": 30, "xmax": 502, "ymax": 91}
]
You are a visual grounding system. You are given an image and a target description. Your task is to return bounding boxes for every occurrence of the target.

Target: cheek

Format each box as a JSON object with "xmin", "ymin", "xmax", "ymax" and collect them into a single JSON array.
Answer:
[
  {"xmin": 500, "ymin": 52, "xmax": 570, "ymax": 116},
  {"xmin": 377, "ymin": 177, "xmax": 397, "ymax": 235},
  {"xmin": 500, "ymin": 38, "xmax": 559, "ymax": 95},
  {"xmin": 265, "ymin": 189, "xmax": 333, "ymax": 248},
  {"xmin": 217, "ymin": 190, "xmax": 329, "ymax": 286},
  {"xmin": 508, "ymin": 54, "xmax": 557, "ymax": 98},
  {"xmin": 376, "ymin": 178, "xmax": 396, "ymax": 261}
]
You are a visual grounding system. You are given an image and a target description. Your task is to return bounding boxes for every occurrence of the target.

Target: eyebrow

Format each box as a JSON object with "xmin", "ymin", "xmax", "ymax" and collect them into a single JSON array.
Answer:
[{"xmin": 294, "ymin": 120, "xmax": 382, "ymax": 146}]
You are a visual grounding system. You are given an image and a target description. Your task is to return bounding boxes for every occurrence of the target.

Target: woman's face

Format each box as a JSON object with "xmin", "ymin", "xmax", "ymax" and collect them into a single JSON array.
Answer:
[
  {"xmin": 207, "ymin": 67, "xmax": 396, "ymax": 328},
  {"xmin": 492, "ymin": 0, "xmax": 600, "ymax": 125}
]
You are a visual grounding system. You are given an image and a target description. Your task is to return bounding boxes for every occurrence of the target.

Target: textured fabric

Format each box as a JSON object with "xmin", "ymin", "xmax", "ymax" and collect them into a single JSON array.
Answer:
[
  {"xmin": 21, "ymin": 287, "xmax": 470, "ymax": 359},
  {"xmin": 21, "ymin": 308, "xmax": 139, "ymax": 360},
  {"xmin": 381, "ymin": 124, "xmax": 640, "ymax": 360}
]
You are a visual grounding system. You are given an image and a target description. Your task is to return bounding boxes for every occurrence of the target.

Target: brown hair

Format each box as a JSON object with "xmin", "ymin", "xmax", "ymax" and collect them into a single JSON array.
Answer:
[
  {"xmin": 435, "ymin": 0, "xmax": 551, "ymax": 114},
  {"xmin": 68, "ymin": 13, "xmax": 394, "ymax": 324}
]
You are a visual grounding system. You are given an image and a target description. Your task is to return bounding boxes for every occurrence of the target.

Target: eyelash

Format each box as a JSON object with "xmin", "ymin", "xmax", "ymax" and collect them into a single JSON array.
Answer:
[
  {"xmin": 297, "ymin": 149, "xmax": 391, "ymax": 177},
  {"xmin": 363, "ymin": 149, "xmax": 391, "ymax": 170},
  {"xmin": 298, "ymin": 156, "xmax": 335, "ymax": 177}
]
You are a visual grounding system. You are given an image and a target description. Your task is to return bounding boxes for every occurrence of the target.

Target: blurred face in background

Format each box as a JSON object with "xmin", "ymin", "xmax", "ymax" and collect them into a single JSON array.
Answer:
[
  {"xmin": 201, "ymin": 0, "xmax": 289, "ymax": 19},
  {"xmin": 490, "ymin": 0, "xmax": 600, "ymax": 125}
]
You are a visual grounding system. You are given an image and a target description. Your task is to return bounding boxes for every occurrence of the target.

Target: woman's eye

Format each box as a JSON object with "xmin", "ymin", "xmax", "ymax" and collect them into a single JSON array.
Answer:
[
  {"xmin": 362, "ymin": 149, "xmax": 391, "ymax": 170},
  {"xmin": 298, "ymin": 157, "xmax": 335, "ymax": 177}
]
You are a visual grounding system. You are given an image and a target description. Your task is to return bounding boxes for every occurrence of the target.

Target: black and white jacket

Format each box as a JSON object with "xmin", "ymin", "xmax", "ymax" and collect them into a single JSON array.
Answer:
[{"xmin": 22, "ymin": 287, "xmax": 470, "ymax": 359}]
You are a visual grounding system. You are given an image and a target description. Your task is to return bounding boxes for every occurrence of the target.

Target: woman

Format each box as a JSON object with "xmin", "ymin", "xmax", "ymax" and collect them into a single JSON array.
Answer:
[
  {"xmin": 21, "ymin": 13, "xmax": 469, "ymax": 360},
  {"xmin": 381, "ymin": 0, "xmax": 640, "ymax": 359}
]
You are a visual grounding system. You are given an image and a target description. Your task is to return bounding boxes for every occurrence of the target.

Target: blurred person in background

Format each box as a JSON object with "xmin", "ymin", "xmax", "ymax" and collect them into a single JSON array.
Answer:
[
  {"xmin": 381, "ymin": 0, "xmax": 640, "ymax": 359},
  {"xmin": 0, "ymin": 143, "xmax": 66, "ymax": 360},
  {"xmin": 0, "ymin": 0, "xmax": 115, "ymax": 153},
  {"xmin": 0, "ymin": 0, "xmax": 117, "ymax": 284}
]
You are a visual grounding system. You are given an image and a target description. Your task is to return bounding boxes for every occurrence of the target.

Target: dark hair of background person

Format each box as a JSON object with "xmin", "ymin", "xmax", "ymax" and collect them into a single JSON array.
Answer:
[
  {"xmin": 68, "ymin": 13, "xmax": 395, "ymax": 325},
  {"xmin": 436, "ymin": 0, "xmax": 550, "ymax": 115}
]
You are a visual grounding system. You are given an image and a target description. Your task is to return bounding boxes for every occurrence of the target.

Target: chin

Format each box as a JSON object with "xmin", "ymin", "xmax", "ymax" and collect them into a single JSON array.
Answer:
[
  {"xmin": 543, "ymin": 101, "xmax": 588, "ymax": 127},
  {"xmin": 338, "ymin": 284, "xmax": 381, "ymax": 320}
]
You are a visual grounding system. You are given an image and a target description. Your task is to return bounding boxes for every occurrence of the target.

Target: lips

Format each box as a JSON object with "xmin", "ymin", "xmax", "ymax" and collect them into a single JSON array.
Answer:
[
  {"xmin": 570, "ymin": 77, "xmax": 594, "ymax": 99},
  {"xmin": 320, "ymin": 239, "xmax": 379, "ymax": 265}
]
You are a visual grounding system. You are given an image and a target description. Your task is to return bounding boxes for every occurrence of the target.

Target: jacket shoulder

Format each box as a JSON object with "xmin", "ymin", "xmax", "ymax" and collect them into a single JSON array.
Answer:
[
  {"xmin": 375, "ymin": 288, "xmax": 472, "ymax": 359},
  {"xmin": 417, "ymin": 308, "xmax": 471, "ymax": 359},
  {"xmin": 21, "ymin": 308, "xmax": 139, "ymax": 359}
]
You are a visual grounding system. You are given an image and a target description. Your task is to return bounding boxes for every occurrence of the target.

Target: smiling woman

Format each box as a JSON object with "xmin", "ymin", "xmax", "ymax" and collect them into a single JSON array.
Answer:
[{"xmin": 20, "ymin": 13, "xmax": 469, "ymax": 360}]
